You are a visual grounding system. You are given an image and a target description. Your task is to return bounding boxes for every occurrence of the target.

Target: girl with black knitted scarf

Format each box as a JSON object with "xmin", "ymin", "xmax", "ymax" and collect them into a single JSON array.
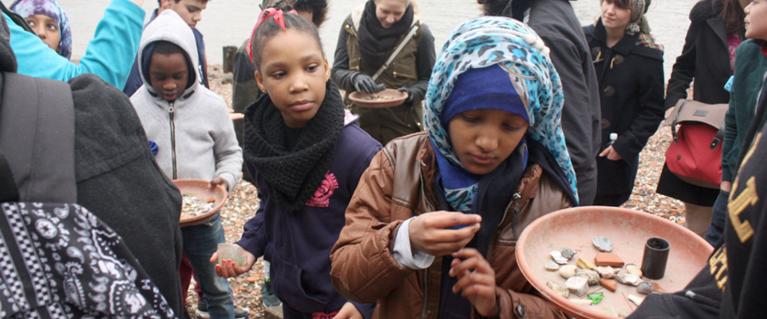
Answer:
[{"xmin": 212, "ymin": 9, "xmax": 380, "ymax": 319}]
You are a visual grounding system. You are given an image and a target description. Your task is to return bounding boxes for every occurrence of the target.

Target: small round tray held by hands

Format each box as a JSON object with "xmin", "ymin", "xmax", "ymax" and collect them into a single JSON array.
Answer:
[
  {"xmin": 173, "ymin": 179, "xmax": 228, "ymax": 227},
  {"xmin": 349, "ymin": 89, "xmax": 408, "ymax": 108},
  {"xmin": 515, "ymin": 206, "xmax": 713, "ymax": 319}
]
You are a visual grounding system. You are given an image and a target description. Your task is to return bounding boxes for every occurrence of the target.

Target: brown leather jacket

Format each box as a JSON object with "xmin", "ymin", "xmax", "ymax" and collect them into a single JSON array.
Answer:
[{"xmin": 330, "ymin": 133, "xmax": 573, "ymax": 319}]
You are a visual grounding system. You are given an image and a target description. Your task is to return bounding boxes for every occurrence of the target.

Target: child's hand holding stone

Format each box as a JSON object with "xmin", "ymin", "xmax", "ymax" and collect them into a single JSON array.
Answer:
[
  {"xmin": 210, "ymin": 244, "xmax": 256, "ymax": 278},
  {"xmin": 408, "ymin": 211, "xmax": 481, "ymax": 257}
]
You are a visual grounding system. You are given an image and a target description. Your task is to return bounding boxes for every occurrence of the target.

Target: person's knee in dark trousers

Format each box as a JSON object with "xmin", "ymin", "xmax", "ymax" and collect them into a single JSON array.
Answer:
[{"xmin": 704, "ymin": 190, "xmax": 729, "ymax": 246}]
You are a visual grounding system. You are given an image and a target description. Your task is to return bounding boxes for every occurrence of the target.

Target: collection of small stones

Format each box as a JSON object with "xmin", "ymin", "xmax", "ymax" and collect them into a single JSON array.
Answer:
[
  {"xmin": 181, "ymin": 193, "xmax": 215, "ymax": 220},
  {"xmin": 544, "ymin": 236, "xmax": 659, "ymax": 310}
]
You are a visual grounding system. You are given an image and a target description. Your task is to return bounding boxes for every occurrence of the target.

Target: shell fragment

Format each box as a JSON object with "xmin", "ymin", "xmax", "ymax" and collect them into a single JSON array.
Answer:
[
  {"xmin": 545, "ymin": 261, "xmax": 561, "ymax": 271},
  {"xmin": 550, "ymin": 250, "xmax": 569, "ymax": 265},
  {"xmin": 592, "ymin": 236, "xmax": 614, "ymax": 252},
  {"xmin": 616, "ymin": 270, "xmax": 642, "ymax": 286}
]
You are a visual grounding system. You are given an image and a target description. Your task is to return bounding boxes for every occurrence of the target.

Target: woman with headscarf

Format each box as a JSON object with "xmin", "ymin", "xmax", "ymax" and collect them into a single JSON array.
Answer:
[
  {"xmin": 478, "ymin": 0, "xmax": 601, "ymax": 206},
  {"xmin": 1, "ymin": 0, "xmax": 144, "ymax": 88},
  {"xmin": 331, "ymin": 0, "xmax": 436, "ymax": 145},
  {"xmin": 10, "ymin": 0, "xmax": 71, "ymax": 59},
  {"xmin": 330, "ymin": 16, "xmax": 577, "ymax": 318},
  {"xmin": 583, "ymin": 0, "xmax": 664, "ymax": 206}
]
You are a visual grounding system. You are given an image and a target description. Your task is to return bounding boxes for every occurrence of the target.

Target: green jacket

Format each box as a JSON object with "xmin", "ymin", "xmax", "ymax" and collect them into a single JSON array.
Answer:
[{"xmin": 723, "ymin": 40, "xmax": 767, "ymax": 181}]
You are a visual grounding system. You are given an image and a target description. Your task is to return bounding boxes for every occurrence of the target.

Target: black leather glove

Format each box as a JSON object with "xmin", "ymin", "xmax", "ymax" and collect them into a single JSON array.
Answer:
[
  {"xmin": 398, "ymin": 87, "xmax": 416, "ymax": 105},
  {"xmin": 353, "ymin": 73, "xmax": 385, "ymax": 93}
]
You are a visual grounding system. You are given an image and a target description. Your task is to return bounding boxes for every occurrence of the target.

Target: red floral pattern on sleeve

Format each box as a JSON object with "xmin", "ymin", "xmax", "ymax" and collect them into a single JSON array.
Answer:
[{"xmin": 305, "ymin": 172, "xmax": 339, "ymax": 208}]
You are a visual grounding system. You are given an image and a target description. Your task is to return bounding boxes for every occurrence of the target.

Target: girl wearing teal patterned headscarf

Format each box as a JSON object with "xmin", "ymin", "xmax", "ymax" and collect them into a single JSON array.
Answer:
[
  {"xmin": 425, "ymin": 16, "xmax": 579, "ymax": 212},
  {"xmin": 10, "ymin": 0, "xmax": 71, "ymax": 59},
  {"xmin": 331, "ymin": 16, "xmax": 576, "ymax": 318}
]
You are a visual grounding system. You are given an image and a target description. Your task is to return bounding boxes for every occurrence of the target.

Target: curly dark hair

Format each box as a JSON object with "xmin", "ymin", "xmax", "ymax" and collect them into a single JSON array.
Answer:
[
  {"xmin": 477, "ymin": 0, "xmax": 512, "ymax": 16},
  {"xmin": 294, "ymin": 0, "xmax": 328, "ymax": 27},
  {"xmin": 476, "ymin": 0, "xmax": 531, "ymax": 20},
  {"xmin": 263, "ymin": 0, "xmax": 328, "ymax": 27}
]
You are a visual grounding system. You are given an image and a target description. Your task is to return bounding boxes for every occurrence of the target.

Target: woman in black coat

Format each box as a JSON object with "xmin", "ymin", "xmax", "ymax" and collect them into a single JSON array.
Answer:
[
  {"xmin": 585, "ymin": 0, "xmax": 664, "ymax": 206},
  {"xmin": 656, "ymin": 0, "xmax": 746, "ymax": 236}
]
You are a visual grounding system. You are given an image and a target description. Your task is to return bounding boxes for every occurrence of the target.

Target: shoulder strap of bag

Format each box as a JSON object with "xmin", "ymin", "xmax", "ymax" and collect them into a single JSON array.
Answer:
[
  {"xmin": 372, "ymin": 22, "xmax": 421, "ymax": 81},
  {"xmin": 0, "ymin": 72, "xmax": 76, "ymax": 203}
]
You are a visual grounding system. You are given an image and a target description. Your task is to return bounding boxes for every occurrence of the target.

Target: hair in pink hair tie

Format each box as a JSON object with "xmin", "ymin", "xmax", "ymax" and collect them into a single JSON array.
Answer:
[{"xmin": 247, "ymin": 8, "xmax": 297, "ymax": 62}]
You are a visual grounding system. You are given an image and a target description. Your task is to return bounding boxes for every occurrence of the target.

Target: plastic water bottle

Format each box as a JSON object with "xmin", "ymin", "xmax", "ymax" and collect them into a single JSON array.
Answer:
[{"xmin": 262, "ymin": 261, "xmax": 282, "ymax": 308}]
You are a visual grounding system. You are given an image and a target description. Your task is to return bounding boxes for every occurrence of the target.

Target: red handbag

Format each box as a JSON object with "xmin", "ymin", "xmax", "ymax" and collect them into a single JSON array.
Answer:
[{"xmin": 664, "ymin": 100, "xmax": 728, "ymax": 189}]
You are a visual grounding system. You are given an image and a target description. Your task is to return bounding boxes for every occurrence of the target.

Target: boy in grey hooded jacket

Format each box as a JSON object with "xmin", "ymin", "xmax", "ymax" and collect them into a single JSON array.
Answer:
[{"xmin": 130, "ymin": 10, "xmax": 242, "ymax": 319}]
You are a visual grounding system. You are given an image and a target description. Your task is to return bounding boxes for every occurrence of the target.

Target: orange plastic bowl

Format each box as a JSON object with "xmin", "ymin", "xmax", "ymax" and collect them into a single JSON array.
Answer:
[
  {"xmin": 173, "ymin": 179, "xmax": 228, "ymax": 227},
  {"xmin": 516, "ymin": 206, "xmax": 713, "ymax": 318}
]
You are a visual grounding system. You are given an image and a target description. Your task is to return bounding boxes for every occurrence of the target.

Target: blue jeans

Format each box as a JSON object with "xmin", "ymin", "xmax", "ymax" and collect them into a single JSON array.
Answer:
[
  {"xmin": 704, "ymin": 191, "xmax": 729, "ymax": 247},
  {"xmin": 182, "ymin": 215, "xmax": 234, "ymax": 318}
]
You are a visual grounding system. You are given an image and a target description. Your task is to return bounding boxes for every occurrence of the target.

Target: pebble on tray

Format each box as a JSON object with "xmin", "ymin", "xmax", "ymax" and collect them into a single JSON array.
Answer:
[
  {"xmin": 576, "ymin": 268, "xmax": 600, "ymax": 286},
  {"xmin": 545, "ymin": 261, "xmax": 560, "ymax": 271},
  {"xmin": 625, "ymin": 264, "xmax": 643, "ymax": 277},
  {"xmin": 561, "ymin": 248, "xmax": 577, "ymax": 260},
  {"xmin": 595, "ymin": 266, "xmax": 617, "ymax": 279},
  {"xmin": 616, "ymin": 270, "xmax": 642, "ymax": 286},
  {"xmin": 592, "ymin": 236, "xmax": 614, "ymax": 252},
  {"xmin": 559, "ymin": 265, "xmax": 578, "ymax": 279},
  {"xmin": 181, "ymin": 193, "xmax": 215, "ymax": 219},
  {"xmin": 547, "ymin": 281, "xmax": 570, "ymax": 298},
  {"xmin": 566, "ymin": 276, "xmax": 589, "ymax": 297},
  {"xmin": 637, "ymin": 281, "xmax": 654, "ymax": 295},
  {"xmin": 551, "ymin": 250, "xmax": 569, "ymax": 265}
]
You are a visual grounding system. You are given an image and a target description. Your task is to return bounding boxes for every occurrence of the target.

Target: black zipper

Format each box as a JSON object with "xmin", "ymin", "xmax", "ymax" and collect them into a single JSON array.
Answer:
[{"xmin": 168, "ymin": 102, "xmax": 177, "ymax": 179}]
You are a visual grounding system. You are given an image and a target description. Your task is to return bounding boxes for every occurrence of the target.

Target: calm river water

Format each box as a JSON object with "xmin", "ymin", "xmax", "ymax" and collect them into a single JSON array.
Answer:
[{"xmin": 59, "ymin": 0, "xmax": 697, "ymax": 78}]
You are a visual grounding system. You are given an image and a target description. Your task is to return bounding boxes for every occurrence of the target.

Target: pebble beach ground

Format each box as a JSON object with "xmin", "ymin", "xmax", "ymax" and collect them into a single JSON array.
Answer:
[{"xmin": 193, "ymin": 65, "xmax": 686, "ymax": 318}]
